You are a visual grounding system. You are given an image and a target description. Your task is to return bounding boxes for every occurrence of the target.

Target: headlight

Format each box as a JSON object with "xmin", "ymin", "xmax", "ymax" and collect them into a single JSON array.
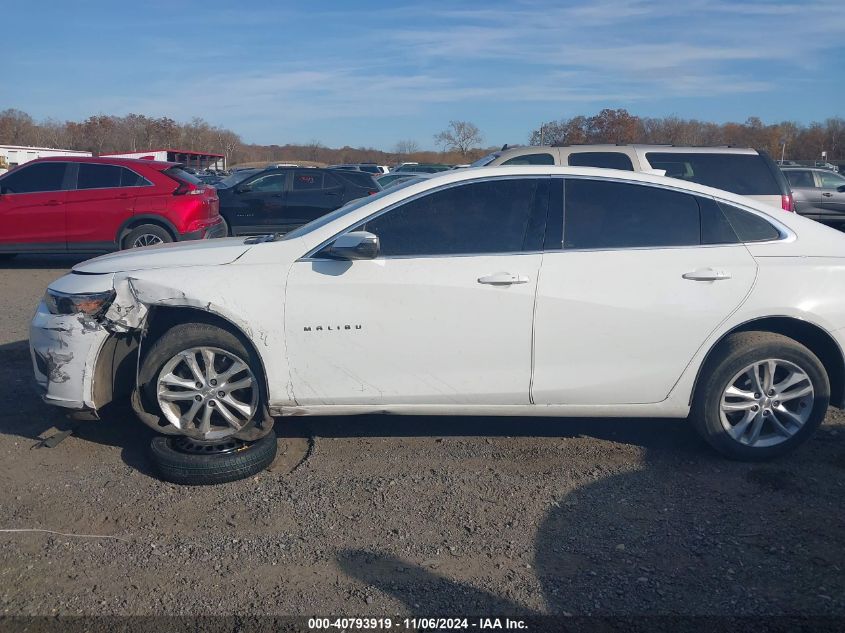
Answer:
[{"xmin": 44, "ymin": 289, "xmax": 115, "ymax": 316}]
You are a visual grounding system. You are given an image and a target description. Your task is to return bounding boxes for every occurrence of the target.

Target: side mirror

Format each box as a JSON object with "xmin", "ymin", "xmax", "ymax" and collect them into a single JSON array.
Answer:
[
  {"xmin": 327, "ymin": 231, "xmax": 380, "ymax": 260},
  {"xmin": 235, "ymin": 183, "xmax": 252, "ymax": 193},
  {"xmin": 838, "ymin": 185, "xmax": 845, "ymax": 193}
]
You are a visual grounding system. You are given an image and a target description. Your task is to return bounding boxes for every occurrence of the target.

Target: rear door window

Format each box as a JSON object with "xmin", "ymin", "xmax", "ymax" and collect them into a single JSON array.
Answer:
[
  {"xmin": 293, "ymin": 171, "xmax": 324, "ymax": 190},
  {"xmin": 645, "ymin": 152, "xmax": 781, "ymax": 195},
  {"xmin": 77, "ymin": 163, "xmax": 123, "ymax": 189},
  {"xmin": 563, "ymin": 179, "xmax": 701, "ymax": 249},
  {"xmin": 568, "ymin": 152, "xmax": 634, "ymax": 171},
  {"xmin": 0, "ymin": 162, "xmax": 67, "ymax": 193},
  {"xmin": 502, "ymin": 153, "xmax": 555, "ymax": 166}
]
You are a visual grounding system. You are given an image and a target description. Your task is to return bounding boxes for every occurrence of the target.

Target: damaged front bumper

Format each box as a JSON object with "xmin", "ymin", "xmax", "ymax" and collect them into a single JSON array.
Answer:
[{"xmin": 30, "ymin": 300, "xmax": 113, "ymax": 411}]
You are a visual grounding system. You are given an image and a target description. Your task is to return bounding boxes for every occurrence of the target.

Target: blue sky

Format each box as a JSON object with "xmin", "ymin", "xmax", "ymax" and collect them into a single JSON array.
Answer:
[{"xmin": 2, "ymin": 0, "xmax": 843, "ymax": 150}]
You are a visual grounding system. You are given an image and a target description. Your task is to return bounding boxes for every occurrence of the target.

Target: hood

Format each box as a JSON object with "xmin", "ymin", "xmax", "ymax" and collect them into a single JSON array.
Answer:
[{"xmin": 73, "ymin": 237, "xmax": 253, "ymax": 274}]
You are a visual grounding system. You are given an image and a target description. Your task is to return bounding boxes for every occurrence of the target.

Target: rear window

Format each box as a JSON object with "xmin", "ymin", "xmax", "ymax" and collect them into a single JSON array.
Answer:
[
  {"xmin": 358, "ymin": 165, "xmax": 382, "ymax": 174},
  {"xmin": 568, "ymin": 152, "xmax": 634, "ymax": 171},
  {"xmin": 645, "ymin": 152, "xmax": 781, "ymax": 195},
  {"xmin": 163, "ymin": 167, "xmax": 202, "ymax": 185}
]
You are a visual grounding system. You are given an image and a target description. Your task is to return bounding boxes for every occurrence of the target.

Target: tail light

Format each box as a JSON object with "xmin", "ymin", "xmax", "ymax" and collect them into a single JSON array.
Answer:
[
  {"xmin": 173, "ymin": 181, "xmax": 206, "ymax": 196},
  {"xmin": 781, "ymin": 193, "xmax": 794, "ymax": 212}
]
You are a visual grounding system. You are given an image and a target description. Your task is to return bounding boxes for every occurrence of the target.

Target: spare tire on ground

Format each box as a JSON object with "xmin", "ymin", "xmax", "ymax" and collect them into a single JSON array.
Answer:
[{"xmin": 149, "ymin": 432, "xmax": 277, "ymax": 485}]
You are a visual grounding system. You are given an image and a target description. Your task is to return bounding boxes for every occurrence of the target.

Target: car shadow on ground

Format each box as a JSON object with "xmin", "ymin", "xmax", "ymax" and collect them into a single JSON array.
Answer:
[{"xmin": 334, "ymin": 428, "xmax": 845, "ymax": 618}]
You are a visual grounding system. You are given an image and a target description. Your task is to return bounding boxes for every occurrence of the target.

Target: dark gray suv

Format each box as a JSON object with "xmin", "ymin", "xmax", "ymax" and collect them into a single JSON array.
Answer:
[{"xmin": 782, "ymin": 167, "xmax": 845, "ymax": 225}]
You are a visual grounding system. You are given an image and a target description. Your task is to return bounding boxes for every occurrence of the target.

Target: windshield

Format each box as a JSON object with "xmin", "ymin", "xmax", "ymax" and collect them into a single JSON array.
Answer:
[
  {"xmin": 282, "ymin": 179, "xmax": 421, "ymax": 241},
  {"xmin": 470, "ymin": 152, "xmax": 500, "ymax": 167},
  {"xmin": 216, "ymin": 169, "xmax": 260, "ymax": 189}
]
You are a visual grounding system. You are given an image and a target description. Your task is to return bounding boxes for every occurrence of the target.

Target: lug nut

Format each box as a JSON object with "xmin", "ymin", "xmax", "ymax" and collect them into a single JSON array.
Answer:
[
  {"xmin": 194, "ymin": 395, "xmax": 201, "ymax": 401},
  {"xmin": 773, "ymin": 401, "xmax": 780, "ymax": 407},
  {"xmin": 752, "ymin": 405, "xmax": 759, "ymax": 411},
  {"xmin": 763, "ymin": 410, "xmax": 770, "ymax": 416},
  {"xmin": 208, "ymin": 400, "xmax": 216, "ymax": 407},
  {"xmin": 210, "ymin": 379, "xmax": 217, "ymax": 386},
  {"xmin": 768, "ymin": 389, "xmax": 775, "ymax": 396},
  {"xmin": 754, "ymin": 393, "xmax": 761, "ymax": 399},
  {"xmin": 195, "ymin": 382, "xmax": 202, "ymax": 389},
  {"xmin": 218, "ymin": 391, "xmax": 225, "ymax": 398}
]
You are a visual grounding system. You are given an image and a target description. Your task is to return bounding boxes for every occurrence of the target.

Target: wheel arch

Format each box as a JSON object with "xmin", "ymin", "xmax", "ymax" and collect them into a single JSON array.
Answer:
[
  {"xmin": 690, "ymin": 316, "xmax": 845, "ymax": 408},
  {"xmin": 116, "ymin": 215, "xmax": 179, "ymax": 246},
  {"xmin": 140, "ymin": 305, "xmax": 271, "ymax": 399}
]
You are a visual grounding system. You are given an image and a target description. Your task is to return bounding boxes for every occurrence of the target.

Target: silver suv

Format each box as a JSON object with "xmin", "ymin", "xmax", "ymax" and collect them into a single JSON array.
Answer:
[
  {"xmin": 782, "ymin": 167, "xmax": 845, "ymax": 224},
  {"xmin": 474, "ymin": 144, "xmax": 793, "ymax": 211}
]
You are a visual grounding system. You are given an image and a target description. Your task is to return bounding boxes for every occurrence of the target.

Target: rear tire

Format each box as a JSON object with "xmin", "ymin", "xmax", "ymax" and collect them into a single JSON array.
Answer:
[
  {"xmin": 122, "ymin": 224, "xmax": 173, "ymax": 250},
  {"xmin": 691, "ymin": 331, "xmax": 829, "ymax": 460},
  {"xmin": 149, "ymin": 432, "xmax": 277, "ymax": 485}
]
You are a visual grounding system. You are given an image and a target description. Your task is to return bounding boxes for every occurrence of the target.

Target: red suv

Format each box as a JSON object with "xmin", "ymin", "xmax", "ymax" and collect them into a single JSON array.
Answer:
[{"xmin": 0, "ymin": 156, "xmax": 224, "ymax": 255}]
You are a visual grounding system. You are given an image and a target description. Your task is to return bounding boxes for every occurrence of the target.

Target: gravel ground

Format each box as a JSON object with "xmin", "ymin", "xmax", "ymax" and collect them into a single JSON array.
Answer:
[{"xmin": 0, "ymin": 255, "xmax": 844, "ymax": 619}]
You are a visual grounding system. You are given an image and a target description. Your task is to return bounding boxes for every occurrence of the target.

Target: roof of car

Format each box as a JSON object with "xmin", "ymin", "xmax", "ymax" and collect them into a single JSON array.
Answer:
[{"xmin": 498, "ymin": 144, "xmax": 759, "ymax": 155}]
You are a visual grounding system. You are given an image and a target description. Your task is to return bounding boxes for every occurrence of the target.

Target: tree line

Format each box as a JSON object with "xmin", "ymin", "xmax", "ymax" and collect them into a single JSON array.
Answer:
[
  {"xmin": 529, "ymin": 109, "xmax": 845, "ymax": 162},
  {"xmin": 1, "ymin": 107, "xmax": 843, "ymax": 168}
]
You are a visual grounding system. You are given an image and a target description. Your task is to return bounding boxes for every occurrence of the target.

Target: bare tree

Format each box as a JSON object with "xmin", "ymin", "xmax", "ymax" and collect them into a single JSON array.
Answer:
[
  {"xmin": 394, "ymin": 139, "xmax": 419, "ymax": 155},
  {"xmin": 305, "ymin": 139, "xmax": 324, "ymax": 162},
  {"xmin": 434, "ymin": 121, "xmax": 482, "ymax": 157}
]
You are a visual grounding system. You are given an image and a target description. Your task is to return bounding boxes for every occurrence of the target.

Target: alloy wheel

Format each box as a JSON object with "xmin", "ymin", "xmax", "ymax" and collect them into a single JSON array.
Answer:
[
  {"xmin": 156, "ymin": 346, "xmax": 259, "ymax": 440},
  {"xmin": 132, "ymin": 233, "xmax": 164, "ymax": 248},
  {"xmin": 719, "ymin": 358, "xmax": 814, "ymax": 448}
]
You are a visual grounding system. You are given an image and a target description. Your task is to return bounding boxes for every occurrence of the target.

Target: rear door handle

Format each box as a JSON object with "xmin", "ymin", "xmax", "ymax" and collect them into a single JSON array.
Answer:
[
  {"xmin": 45, "ymin": 200, "xmax": 63, "ymax": 206},
  {"xmin": 478, "ymin": 272, "xmax": 529, "ymax": 285},
  {"xmin": 682, "ymin": 268, "xmax": 731, "ymax": 281},
  {"xmin": 823, "ymin": 192, "xmax": 833, "ymax": 198}
]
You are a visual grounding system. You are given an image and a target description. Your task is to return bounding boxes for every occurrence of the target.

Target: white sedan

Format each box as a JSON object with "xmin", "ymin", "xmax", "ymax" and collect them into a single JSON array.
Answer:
[{"xmin": 30, "ymin": 166, "xmax": 845, "ymax": 471}]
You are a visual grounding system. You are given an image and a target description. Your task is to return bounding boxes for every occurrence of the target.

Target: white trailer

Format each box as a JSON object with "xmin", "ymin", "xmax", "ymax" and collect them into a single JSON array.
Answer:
[
  {"xmin": 0, "ymin": 145, "xmax": 92, "ymax": 175},
  {"xmin": 100, "ymin": 149, "xmax": 226, "ymax": 171}
]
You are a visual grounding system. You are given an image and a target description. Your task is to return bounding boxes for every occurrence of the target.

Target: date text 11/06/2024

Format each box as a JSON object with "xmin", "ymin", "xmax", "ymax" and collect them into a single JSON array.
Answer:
[{"xmin": 307, "ymin": 617, "xmax": 528, "ymax": 630}]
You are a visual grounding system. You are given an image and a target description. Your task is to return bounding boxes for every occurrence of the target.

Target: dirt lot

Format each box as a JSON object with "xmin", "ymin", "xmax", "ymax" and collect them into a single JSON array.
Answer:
[{"xmin": 1, "ymin": 255, "xmax": 844, "ymax": 620}]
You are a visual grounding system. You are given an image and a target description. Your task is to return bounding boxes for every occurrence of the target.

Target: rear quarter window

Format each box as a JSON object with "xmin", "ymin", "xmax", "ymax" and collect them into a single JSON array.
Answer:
[
  {"xmin": 333, "ymin": 170, "xmax": 379, "ymax": 189},
  {"xmin": 717, "ymin": 201, "xmax": 781, "ymax": 242},
  {"xmin": 646, "ymin": 152, "xmax": 781, "ymax": 195}
]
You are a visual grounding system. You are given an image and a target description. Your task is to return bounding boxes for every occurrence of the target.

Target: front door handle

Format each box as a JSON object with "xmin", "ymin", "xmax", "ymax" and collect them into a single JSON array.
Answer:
[
  {"xmin": 823, "ymin": 192, "xmax": 833, "ymax": 198},
  {"xmin": 478, "ymin": 272, "xmax": 529, "ymax": 286},
  {"xmin": 682, "ymin": 268, "xmax": 731, "ymax": 281},
  {"xmin": 45, "ymin": 200, "xmax": 63, "ymax": 206}
]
